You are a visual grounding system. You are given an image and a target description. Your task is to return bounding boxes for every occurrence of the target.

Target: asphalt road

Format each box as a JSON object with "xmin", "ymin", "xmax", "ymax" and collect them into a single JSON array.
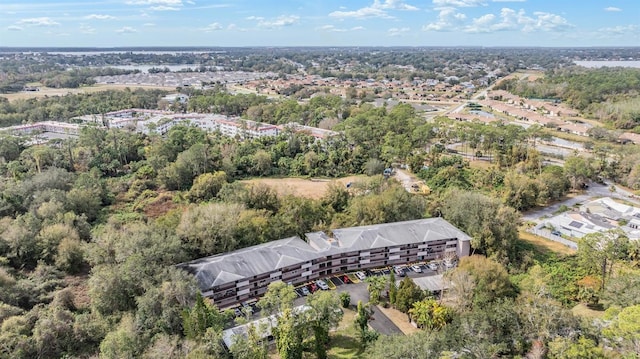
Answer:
[{"xmin": 521, "ymin": 181, "xmax": 640, "ymax": 224}]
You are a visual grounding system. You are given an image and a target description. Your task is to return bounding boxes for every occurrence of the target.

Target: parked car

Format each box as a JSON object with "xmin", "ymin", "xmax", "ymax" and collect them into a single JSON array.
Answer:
[
  {"xmin": 234, "ymin": 308, "xmax": 243, "ymax": 317},
  {"xmin": 444, "ymin": 261, "xmax": 456, "ymax": 269},
  {"xmin": 428, "ymin": 262, "xmax": 440, "ymax": 271},
  {"xmin": 393, "ymin": 266, "xmax": 405, "ymax": 277},
  {"xmin": 355, "ymin": 271, "xmax": 366, "ymax": 280},
  {"xmin": 316, "ymin": 279, "xmax": 330, "ymax": 290},
  {"xmin": 411, "ymin": 265, "xmax": 423, "ymax": 273},
  {"xmin": 300, "ymin": 286, "xmax": 310, "ymax": 296},
  {"xmin": 551, "ymin": 230, "xmax": 561, "ymax": 236}
]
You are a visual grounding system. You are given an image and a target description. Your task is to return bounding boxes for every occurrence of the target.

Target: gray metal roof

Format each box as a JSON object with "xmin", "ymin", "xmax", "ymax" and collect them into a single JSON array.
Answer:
[
  {"xmin": 308, "ymin": 218, "xmax": 471, "ymax": 255},
  {"xmin": 178, "ymin": 236, "xmax": 319, "ymax": 291},
  {"xmin": 179, "ymin": 218, "xmax": 470, "ymax": 291}
]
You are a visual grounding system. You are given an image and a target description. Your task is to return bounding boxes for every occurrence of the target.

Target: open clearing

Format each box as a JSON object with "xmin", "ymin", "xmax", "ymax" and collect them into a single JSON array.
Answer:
[
  {"xmin": 571, "ymin": 303, "xmax": 605, "ymax": 319},
  {"xmin": 240, "ymin": 176, "xmax": 364, "ymax": 199},
  {"xmin": 0, "ymin": 83, "xmax": 175, "ymax": 102},
  {"xmin": 519, "ymin": 230, "xmax": 576, "ymax": 256}
]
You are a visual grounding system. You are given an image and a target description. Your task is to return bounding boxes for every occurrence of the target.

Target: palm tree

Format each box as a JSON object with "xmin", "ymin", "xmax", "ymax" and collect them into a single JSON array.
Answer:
[{"xmin": 364, "ymin": 275, "xmax": 387, "ymax": 304}]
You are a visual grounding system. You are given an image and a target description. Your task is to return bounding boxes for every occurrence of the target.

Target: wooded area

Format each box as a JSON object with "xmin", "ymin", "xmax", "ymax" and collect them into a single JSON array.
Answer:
[{"xmin": 1, "ymin": 48, "xmax": 640, "ymax": 358}]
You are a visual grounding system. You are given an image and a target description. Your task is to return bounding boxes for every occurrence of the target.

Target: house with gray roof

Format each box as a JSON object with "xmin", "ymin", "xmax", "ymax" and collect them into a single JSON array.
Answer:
[{"xmin": 179, "ymin": 218, "xmax": 470, "ymax": 308}]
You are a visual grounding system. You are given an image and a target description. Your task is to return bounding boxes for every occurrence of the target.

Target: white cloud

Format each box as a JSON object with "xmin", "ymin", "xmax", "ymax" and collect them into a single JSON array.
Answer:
[
  {"xmin": 604, "ymin": 6, "xmax": 621, "ymax": 12},
  {"xmin": 329, "ymin": 7, "xmax": 391, "ymax": 19},
  {"xmin": 201, "ymin": 22, "xmax": 223, "ymax": 32},
  {"xmin": 329, "ymin": 0, "xmax": 417, "ymax": 19},
  {"xmin": 126, "ymin": 0, "xmax": 183, "ymax": 5},
  {"xmin": 375, "ymin": 0, "xmax": 419, "ymax": 11},
  {"xmin": 432, "ymin": 0, "xmax": 486, "ymax": 7},
  {"xmin": 7, "ymin": 25, "xmax": 23, "ymax": 31},
  {"xmin": 80, "ymin": 24, "xmax": 95, "ymax": 34},
  {"xmin": 464, "ymin": 13, "xmax": 496, "ymax": 32},
  {"xmin": 317, "ymin": 25, "xmax": 366, "ymax": 32},
  {"xmin": 143, "ymin": 23, "xmax": 155, "ymax": 26},
  {"xmin": 528, "ymin": 11, "xmax": 572, "ymax": 32},
  {"xmin": 388, "ymin": 27, "xmax": 410, "ymax": 36},
  {"xmin": 126, "ymin": 0, "xmax": 186, "ymax": 11},
  {"xmin": 598, "ymin": 24, "xmax": 638, "ymax": 36},
  {"xmin": 116, "ymin": 26, "xmax": 137, "ymax": 33},
  {"xmin": 17, "ymin": 17, "xmax": 60, "ymax": 27},
  {"xmin": 227, "ymin": 23, "xmax": 248, "ymax": 32},
  {"xmin": 492, "ymin": 0, "xmax": 525, "ymax": 2},
  {"xmin": 423, "ymin": 7, "xmax": 467, "ymax": 31},
  {"xmin": 462, "ymin": 7, "xmax": 573, "ymax": 33},
  {"xmin": 249, "ymin": 15, "xmax": 299, "ymax": 28},
  {"xmin": 150, "ymin": 5, "xmax": 180, "ymax": 11},
  {"xmin": 84, "ymin": 14, "xmax": 116, "ymax": 20}
]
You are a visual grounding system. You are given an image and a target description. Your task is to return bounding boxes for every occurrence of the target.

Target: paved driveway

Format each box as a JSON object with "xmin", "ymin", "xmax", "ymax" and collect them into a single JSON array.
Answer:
[{"xmin": 293, "ymin": 280, "xmax": 403, "ymax": 335}]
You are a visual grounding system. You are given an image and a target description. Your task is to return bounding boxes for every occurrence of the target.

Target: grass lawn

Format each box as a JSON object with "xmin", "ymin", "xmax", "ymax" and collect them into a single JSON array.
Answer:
[
  {"xmin": 0, "ymin": 83, "xmax": 174, "ymax": 102},
  {"xmin": 519, "ymin": 230, "xmax": 576, "ymax": 256},
  {"xmin": 240, "ymin": 176, "xmax": 364, "ymax": 200},
  {"xmin": 468, "ymin": 159, "xmax": 493, "ymax": 170},
  {"xmin": 572, "ymin": 303, "xmax": 605, "ymax": 319},
  {"xmin": 326, "ymin": 309, "xmax": 363, "ymax": 359}
]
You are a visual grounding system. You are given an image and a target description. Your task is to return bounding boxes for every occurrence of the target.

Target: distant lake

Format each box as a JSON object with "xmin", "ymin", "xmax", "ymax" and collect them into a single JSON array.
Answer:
[{"xmin": 574, "ymin": 60, "xmax": 640, "ymax": 68}]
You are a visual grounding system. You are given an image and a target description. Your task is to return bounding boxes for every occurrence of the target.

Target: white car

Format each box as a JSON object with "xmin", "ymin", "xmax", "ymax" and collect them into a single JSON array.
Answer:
[
  {"xmin": 316, "ymin": 279, "xmax": 330, "ymax": 290},
  {"xmin": 300, "ymin": 286, "xmax": 310, "ymax": 296},
  {"xmin": 428, "ymin": 262, "xmax": 440, "ymax": 271},
  {"xmin": 355, "ymin": 271, "xmax": 366, "ymax": 280},
  {"xmin": 444, "ymin": 261, "xmax": 457, "ymax": 269},
  {"xmin": 393, "ymin": 266, "xmax": 405, "ymax": 277},
  {"xmin": 411, "ymin": 265, "xmax": 423, "ymax": 273}
]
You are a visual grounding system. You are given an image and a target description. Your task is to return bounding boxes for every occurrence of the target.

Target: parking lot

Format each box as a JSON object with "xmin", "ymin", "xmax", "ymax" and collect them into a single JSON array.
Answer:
[
  {"xmin": 290, "ymin": 262, "xmax": 455, "ymax": 334},
  {"xmin": 228, "ymin": 261, "xmax": 456, "ymax": 334}
]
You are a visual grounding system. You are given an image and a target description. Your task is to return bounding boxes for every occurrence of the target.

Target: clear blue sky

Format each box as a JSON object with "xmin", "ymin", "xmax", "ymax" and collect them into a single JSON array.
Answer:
[{"xmin": 1, "ymin": 0, "xmax": 638, "ymax": 47}]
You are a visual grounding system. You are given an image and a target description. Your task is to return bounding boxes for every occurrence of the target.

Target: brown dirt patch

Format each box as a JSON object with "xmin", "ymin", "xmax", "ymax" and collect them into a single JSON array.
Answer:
[
  {"xmin": 64, "ymin": 274, "xmax": 91, "ymax": 310},
  {"xmin": 519, "ymin": 230, "xmax": 576, "ymax": 256},
  {"xmin": 376, "ymin": 305, "xmax": 420, "ymax": 335},
  {"xmin": 143, "ymin": 192, "xmax": 180, "ymax": 219},
  {"xmin": 240, "ymin": 176, "xmax": 364, "ymax": 199}
]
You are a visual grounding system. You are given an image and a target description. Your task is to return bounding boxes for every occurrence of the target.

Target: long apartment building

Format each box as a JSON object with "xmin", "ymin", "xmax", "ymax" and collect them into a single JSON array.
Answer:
[
  {"xmin": 0, "ymin": 121, "xmax": 82, "ymax": 136},
  {"xmin": 178, "ymin": 218, "xmax": 470, "ymax": 309}
]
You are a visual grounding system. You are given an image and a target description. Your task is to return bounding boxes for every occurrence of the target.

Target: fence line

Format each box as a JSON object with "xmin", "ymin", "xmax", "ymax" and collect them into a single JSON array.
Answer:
[{"xmin": 528, "ymin": 228, "xmax": 578, "ymax": 250}]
